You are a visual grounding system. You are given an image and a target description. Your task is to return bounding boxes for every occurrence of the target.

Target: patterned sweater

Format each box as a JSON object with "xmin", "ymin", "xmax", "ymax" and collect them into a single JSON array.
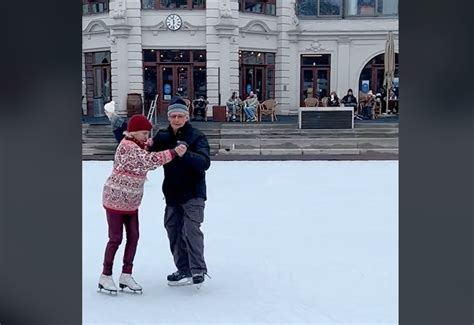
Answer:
[{"xmin": 102, "ymin": 138, "xmax": 175, "ymax": 213}]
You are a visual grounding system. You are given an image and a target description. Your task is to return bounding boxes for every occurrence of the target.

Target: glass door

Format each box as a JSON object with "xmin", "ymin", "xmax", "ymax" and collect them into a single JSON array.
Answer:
[
  {"xmin": 158, "ymin": 65, "xmax": 191, "ymax": 116},
  {"xmin": 316, "ymin": 68, "xmax": 329, "ymax": 99},
  {"xmin": 255, "ymin": 67, "xmax": 265, "ymax": 101},
  {"xmin": 92, "ymin": 66, "xmax": 111, "ymax": 117},
  {"xmin": 301, "ymin": 68, "xmax": 315, "ymax": 106},
  {"xmin": 242, "ymin": 66, "xmax": 266, "ymax": 101}
]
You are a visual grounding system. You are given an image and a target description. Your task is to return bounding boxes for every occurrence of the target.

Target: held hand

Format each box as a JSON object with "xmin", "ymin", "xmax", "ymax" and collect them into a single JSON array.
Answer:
[
  {"xmin": 174, "ymin": 144, "xmax": 188, "ymax": 157},
  {"xmin": 145, "ymin": 138, "xmax": 154, "ymax": 147},
  {"xmin": 144, "ymin": 138, "xmax": 154, "ymax": 150}
]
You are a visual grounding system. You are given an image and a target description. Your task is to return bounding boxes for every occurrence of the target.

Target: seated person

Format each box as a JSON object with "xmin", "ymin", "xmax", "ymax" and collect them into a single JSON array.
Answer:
[
  {"xmin": 243, "ymin": 91, "xmax": 259, "ymax": 122},
  {"xmin": 360, "ymin": 91, "xmax": 375, "ymax": 120},
  {"xmin": 388, "ymin": 90, "xmax": 399, "ymax": 114},
  {"xmin": 226, "ymin": 91, "xmax": 242, "ymax": 122},
  {"xmin": 192, "ymin": 96, "xmax": 208, "ymax": 120},
  {"xmin": 341, "ymin": 89, "xmax": 358, "ymax": 112},
  {"xmin": 328, "ymin": 91, "xmax": 340, "ymax": 107}
]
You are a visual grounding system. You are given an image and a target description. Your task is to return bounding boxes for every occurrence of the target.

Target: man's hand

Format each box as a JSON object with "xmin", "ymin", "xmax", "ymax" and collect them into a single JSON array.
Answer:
[{"xmin": 174, "ymin": 144, "xmax": 188, "ymax": 157}]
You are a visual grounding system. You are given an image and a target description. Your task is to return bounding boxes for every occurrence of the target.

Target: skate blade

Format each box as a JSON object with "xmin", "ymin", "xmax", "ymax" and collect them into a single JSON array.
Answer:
[
  {"xmin": 119, "ymin": 284, "xmax": 143, "ymax": 294},
  {"xmin": 167, "ymin": 278, "xmax": 193, "ymax": 287},
  {"xmin": 194, "ymin": 283, "xmax": 203, "ymax": 290},
  {"xmin": 97, "ymin": 285, "xmax": 118, "ymax": 295}
]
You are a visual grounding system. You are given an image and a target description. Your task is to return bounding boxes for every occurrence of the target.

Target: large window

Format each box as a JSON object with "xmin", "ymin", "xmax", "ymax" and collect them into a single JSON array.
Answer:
[
  {"xmin": 295, "ymin": 0, "xmax": 398, "ymax": 17},
  {"xmin": 358, "ymin": 53, "xmax": 399, "ymax": 96},
  {"xmin": 84, "ymin": 51, "xmax": 111, "ymax": 117},
  {"xmin": 239, "ymin": 0, "xmax": 276, "ymax": 15},
  {"xmin": 345, "ymin": 0, "xmax": 398, "ymax": 16},
  {"xmin": 239, "ymin": 51, "xmax": 275, "ymax": 101},
  {"xmin": 300, "ymin": 54, "xmax": 331, "ymax": 105},
  {"xmin": 143, "ymin": 49, "xmax": 206, "ymax": 115},
  {"xmin": 82, "ymin": 0, "xmax": 109, "ymax": 15},
  {"xmin": 142, "ymin": 0, "xmax": 205, "ymax": 9},
  {"xmin": 295, "ymin": 0, "xmax": 342, "ymax": 17}
]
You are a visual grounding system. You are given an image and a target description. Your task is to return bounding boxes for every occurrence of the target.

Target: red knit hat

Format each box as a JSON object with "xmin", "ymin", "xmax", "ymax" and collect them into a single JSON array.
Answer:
[{"xmin": 127, "ymin": 114, "xmax": 153, "ymax": 132}]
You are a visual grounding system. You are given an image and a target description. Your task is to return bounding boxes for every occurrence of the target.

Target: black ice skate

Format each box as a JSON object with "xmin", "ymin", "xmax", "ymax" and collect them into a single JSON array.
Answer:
[
  {"xmin": 167, "ymin": 270, "xmax": 192, "ymax": 286},
  {"xmin": 192, "ymin": 272, "xmax": 211, "ymax": 290}
]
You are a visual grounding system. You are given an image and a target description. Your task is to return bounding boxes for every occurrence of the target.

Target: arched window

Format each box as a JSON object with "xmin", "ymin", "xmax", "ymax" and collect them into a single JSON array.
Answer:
[{"xmin": 358, "ymin": 53, "xmax": 399, "ymax": 96}]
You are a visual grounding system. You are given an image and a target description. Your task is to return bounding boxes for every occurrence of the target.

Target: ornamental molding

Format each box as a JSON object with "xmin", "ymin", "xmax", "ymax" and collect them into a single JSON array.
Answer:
[
  {"xmin": 240, "ymin": 20, "xmax": 278, "ymax": 39},
  {"xmin": 83, "ymin": 20, "xmax": 110, "ymax": 39},
  {"xmin": 143, "ymin": 20, "xmax": 205, "ymax": 36}
]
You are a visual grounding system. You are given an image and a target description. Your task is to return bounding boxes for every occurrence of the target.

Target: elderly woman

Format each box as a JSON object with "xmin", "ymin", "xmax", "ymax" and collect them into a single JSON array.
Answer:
[
  {"xmin": 98, "ymin": 114, "xmax": 185, "ymax": 294},
  {"xmin": 243, "ymin": 91, "xmax": 259, "ymax": 122}
]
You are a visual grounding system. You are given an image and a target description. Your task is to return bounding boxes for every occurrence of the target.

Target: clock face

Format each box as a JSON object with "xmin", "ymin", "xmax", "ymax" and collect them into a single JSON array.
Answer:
[{"xmin": 165, "ymin": 14, "xmax": 182, "ymax": 31}]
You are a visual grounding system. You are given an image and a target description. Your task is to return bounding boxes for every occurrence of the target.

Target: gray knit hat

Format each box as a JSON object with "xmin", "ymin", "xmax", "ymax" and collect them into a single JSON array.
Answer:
[{"xmin": 167, "ymin": 98, "xmax": 189, "ymax": 116}]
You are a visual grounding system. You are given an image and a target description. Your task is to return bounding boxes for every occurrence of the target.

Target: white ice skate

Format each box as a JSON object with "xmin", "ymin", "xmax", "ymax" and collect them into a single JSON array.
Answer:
[
  {"xmin": 119, "ymin": 273, "xmax": 143, "ymax": 293},
  {"xmin": 98, "ymin": 274, "xmax": 118, "ymax": 295}
]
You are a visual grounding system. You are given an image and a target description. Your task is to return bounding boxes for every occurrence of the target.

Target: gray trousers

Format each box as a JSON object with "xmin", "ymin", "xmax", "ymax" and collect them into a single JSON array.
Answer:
[{"xmin": 164, "ymin": 198, "xmax": 207, "ymax": 274}]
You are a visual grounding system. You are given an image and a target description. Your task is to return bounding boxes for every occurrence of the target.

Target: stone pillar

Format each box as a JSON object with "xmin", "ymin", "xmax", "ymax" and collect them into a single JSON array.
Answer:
[
  {"xmin": 205, "ymin": 0, "xmax": 220, "ymax": 109},
  {"xmin": 336, "ymin": 36, "xmax": 351, "ymax": 96},
  {"xmin": 206, "ymin": 0, "xmax": 239, "ymax": 114},
  {"xmin": 276, "ymin": 0, "xmax": 295, "ymax": 115},
  {"xmin": 108, "ymin": 0, "xmax": 138, "ymax": 117},
  {"xmin": 125, "ymin": 0, "xmax": 144, "ymax": 99}
]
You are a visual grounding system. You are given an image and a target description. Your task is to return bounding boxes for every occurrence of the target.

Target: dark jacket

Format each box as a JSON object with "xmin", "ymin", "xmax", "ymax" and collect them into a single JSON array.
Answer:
[
  {"xmin": 341, "ymin": 95, "xmax": 358, "ymax": 107},
  {"xmin": 149, "ymin": 122, "xmax": 210, "ymax": 205}
]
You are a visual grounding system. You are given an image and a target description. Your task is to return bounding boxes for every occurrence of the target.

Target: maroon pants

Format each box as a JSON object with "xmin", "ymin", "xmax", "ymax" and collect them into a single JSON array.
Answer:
[{"xmin": 102, "ymin": 210, "xmax": 139, "ymax": 276}]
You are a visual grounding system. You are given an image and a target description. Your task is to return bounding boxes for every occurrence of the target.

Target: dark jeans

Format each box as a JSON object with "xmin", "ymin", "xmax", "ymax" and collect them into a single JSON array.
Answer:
[
  {"xmin": 102, "ymin": 210, "xmax": 139, "ymax": 276},
  {"xmin": 164, "ymin": 198, "xmax": 207, "ymax": 275}
]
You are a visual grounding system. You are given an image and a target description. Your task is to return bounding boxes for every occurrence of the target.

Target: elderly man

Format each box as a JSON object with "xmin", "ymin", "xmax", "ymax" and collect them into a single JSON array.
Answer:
[{"xmin": 148, "ymin": 98, "xmax": 211, "ymax": 286}]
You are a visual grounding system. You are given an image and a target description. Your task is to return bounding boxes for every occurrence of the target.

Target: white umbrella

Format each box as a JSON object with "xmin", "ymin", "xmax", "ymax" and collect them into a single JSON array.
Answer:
[{"xmin": 383, "ymin": 31, "xmax": 395, "ymax": 114}]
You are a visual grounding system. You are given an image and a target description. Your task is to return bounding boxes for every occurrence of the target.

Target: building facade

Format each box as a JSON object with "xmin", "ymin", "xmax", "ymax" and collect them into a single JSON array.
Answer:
[{"xmin": 82, "ymin": 0, "xmax": 399, "ymax": 117}]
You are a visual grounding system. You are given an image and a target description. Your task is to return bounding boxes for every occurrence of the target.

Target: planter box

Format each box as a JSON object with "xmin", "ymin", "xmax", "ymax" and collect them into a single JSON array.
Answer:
[
  {"xmin": 298, "ymin": 107, "xmax": 354, "ymax": 129},
  {"xmin": 212, "ymin": 105, "xmax": 227, "ymax": 122}
]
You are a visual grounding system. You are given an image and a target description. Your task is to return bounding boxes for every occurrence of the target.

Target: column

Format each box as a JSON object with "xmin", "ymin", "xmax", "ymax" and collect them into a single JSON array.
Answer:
[{"xmin": 276, "ymin": 0, "xmax": 295, "ymax": 115}]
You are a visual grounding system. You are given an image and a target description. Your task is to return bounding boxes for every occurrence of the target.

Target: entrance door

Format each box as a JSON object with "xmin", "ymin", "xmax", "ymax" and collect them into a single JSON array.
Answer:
[
  {"xmin": 301, "ymin": 68, "xmax": 315, "ymax": 106},
  {"xmin": 92, "ymin": 65, "xmax": 111, "ymax": 117},
  {"xmin": 242, "ymin": 66, "xmax": 266, "ymax": 101},
  {"xmin": 300, "ymin": 67, "xmax": 330, "ymax": 106},
  {"xmin": 158, "ymin": 65, "xmax": 191, "ymax": 115},
  {"xmin": 373, "ymin": 67, "xmax": 385, "ymax": 93}
]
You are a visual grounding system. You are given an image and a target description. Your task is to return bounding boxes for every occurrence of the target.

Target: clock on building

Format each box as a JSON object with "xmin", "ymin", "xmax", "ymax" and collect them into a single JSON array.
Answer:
[{"xmin": 165, "ymin": 14, "xmax": 182, "ymax": 31}]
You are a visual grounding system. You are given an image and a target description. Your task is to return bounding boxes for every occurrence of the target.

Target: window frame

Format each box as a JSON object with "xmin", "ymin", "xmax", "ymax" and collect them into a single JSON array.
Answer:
[
  {"xmin": 300, "ymin": 54, "xmax": 332, "ymax": 105},
  {"xmin": 239, "ymin": 51, "xmax": 276, "ymax": 101},
  {"xmin": 344, "ymin": 0, "xmax": 398, "ymax": 17},
  {"xmin": 141, "ymin": 0, "xmax": 206, "ymax": 10},
  {"xmin": 239, "ymin": 0, "xmax": 277, "ymax": 16},
  {"xmin": 82, "ymin": 0, "xmax": 110, "ymax": 15},
  {"xmin": 295, "ymin": 0, "xmax": 343, "ymax": 18},
  {"xmin": 295, "ymin": 0, "xmax": 398, "ymax": 18}
]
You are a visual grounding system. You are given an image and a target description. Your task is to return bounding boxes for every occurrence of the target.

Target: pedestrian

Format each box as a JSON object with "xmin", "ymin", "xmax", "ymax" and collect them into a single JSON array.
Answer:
[
  {"xmin": 98, "ymin": 114, "xmax": 183, "ymax": 294},
  {"xmin": 148, "ymin": 97, "xmax": 211, "ymax": 286},
  {"xmin": 104, "ymin": 101, "xmax": 128, "ymax": 143}
]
